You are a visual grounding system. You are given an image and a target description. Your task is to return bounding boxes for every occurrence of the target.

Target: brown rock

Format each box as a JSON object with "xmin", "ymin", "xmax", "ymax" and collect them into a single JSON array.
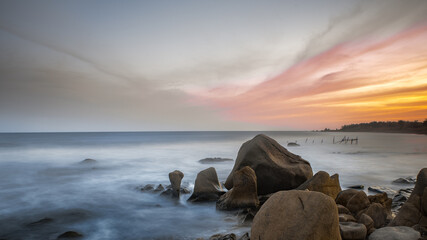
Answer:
[
  {"xmin": 297, "ymin": 171, "xmax": 342, "ymax": 199},
  {"xmin": 225, "ymin": 134, "xmax": 313, "ymax": 195},
  {"xmin": 337, "ymin": 204, "xmax": 351, "ymax": 215},
  {"xmin": 336, "ymin": 189, "xmax": 359, "ymax": 206},
  {"xmin": 368, "ymin": 192, "xmax": 392, "ymax": 214},
  {"xmin": 217, "ymin": 166, "xmax": 259, "ymax": 210},
  {"xmin": 364, "ymin": 203, "xmax": 388, "ymax": 228},
  {"xmin": 339, "ymin": 214, "xmax": 356, "ymax": 222},
  {"xmin": 346, "ymin": 191, "xmax": 370, "ymax": 214},
  {"xmin": 422, "ymin": 186, "xmax": 427, "ymax": 215},
  {"xmin": 339, "ymin": 222, "xmax": 367, "ymax": 240},
  {"xmin": 168, "ymin": 170, "xmax": 184, "ymax": 198},
  {"xmin": 188, "ymin": 167, "xmax": 224, "ymax": 202},
  {"xmin": 391, "ymin": 168, "xmax": 427, "ymax": 227},
  {"xmin": 251, "ymin": 190, "xmax": 341, "ymax": 240},
  {"xmin": 358, "ymin": 213, "xmax": 374, "ymax": 231}
]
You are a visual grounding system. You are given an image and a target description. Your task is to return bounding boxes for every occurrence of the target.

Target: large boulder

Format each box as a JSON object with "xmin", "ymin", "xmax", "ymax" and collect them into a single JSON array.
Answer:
[
  {"xmin": 297, "ymin": 171, "xmax": 342, "ymax": 199},
  {"xmin": 188, "ymin": 167, "xmax": 224, "ymax": 202},
  {"xmin": 168, "ymin": 170, "xmax": 184, "ymax": 198},
  {"xmin": 225, "ymin": 134, "xmax": 313, "ymax": 195},
  {"xmin": 346, "ymin": 191, "xmax": 370, "ymax": 214},
  {"xmin": 216, "ymin": 166, "xmax": 259, "ymax": 210},
  {"xmin": 336, "ymin": 189, "xmax": 359, "ymax": 206},
  {"xmin": 251, "ymin": 190, "xmax": 341, "ymax": 240},
  {"xmin": 390, "ymin": 168, "xmax": 427, "ymax": 231},
  {"xmin": 368, "ymin": 226, "xmax": 420, "ymax": 240},
  {"xmin": 363, "ymin": 203, "xmax": 388, "ymax": 228},
  {"xmin": 339, "ymin": 222, "xmax": 367, "ymax": 240}
]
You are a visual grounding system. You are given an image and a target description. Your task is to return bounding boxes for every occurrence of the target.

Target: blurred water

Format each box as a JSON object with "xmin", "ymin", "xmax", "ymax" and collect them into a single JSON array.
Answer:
[{"xmin": 0, "ymin": 131, "xmax": 426, "ymax": 239}]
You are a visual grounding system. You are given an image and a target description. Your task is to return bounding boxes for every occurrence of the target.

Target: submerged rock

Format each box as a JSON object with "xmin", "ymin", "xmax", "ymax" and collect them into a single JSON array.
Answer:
[
  {"xmin": 199, "ymin": 157, "xmax": 233, "ymax": 164},
  {"xmin": 79, "ymin": 158, "xmax": 97, "ymax": 164},
  {"xmin": 392, "ymin": 177, "xmax": 416, "ymax": 184},
  {"xmin": 297, "ymin": 171, "xmax": 342, "ymax": 199},
  {"xmin": 251, "ymin": 190, "xmax": 341, "ymax": 240},
  {"xmin": 347, "ymin": 185, "xmax": 364, "ymax": 190},
  {"xmin": 26, "ymin": 217, "xmax": 54, "ymax": 227},
  {"xmin": 368, "ymin": 226, "xmax": 420, "ymax": 240},
  {"xmin": 188, "ymin": 167, "xmax": 224, "ymax": 202},
  {"xmin": 209, "ymin": 233, "xmax": 236, "ymax": 240},
  {"xmin": 217, "ymin": 166, "xmax": 259, "ymax": 210},
  {"xmin": 57, "ymin": 231, "xmax": 83, "ymax": 239},
  {"xmin": 368, "ymin": 186, "xmax": 397, "ymax": 195},
  {"xmin": 287, "ymin": 142, "xmax": 300, "ymax": 147},
  {"xmin": 225, "ymin": 134, "xmax": 313, "ymax": 195}
]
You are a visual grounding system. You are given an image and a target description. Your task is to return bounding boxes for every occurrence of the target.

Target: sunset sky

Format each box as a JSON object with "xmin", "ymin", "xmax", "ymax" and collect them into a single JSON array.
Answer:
[{"xmin": 1, "ymin": 0, "xmax": 427, "ymax": 131}]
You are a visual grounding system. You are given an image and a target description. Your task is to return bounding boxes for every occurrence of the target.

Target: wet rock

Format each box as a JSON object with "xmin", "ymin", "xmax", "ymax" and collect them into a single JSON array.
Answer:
[
  {"xmin": 217, "ymin": 166, "xmax": 259, "ymax": 210},
  {"xmin": 393, "ymin": 177, "xmax": 416, "ymax": 184},
  {"xmin": 368, "ymin": 186, "xmax": 397, "ymax": 195},
  {"xmin": 140, "ymin": 184, "xmax": 155, "ymax": 192},
  {"xmin": 339, "ymin": 222, "xmax": 367, "ymax": 240},
  {"xmin": 225, "ymin": 134, "xmax": 313, "ymax": 195},
  {"xmin": 390, "ymin": 168, "xmax": 427, "ymax": 228},
  {"xmin": 27, "ymin": 217, "xmax": 54, "ymax": 227},
  {"xmin": 336, "ymin": 189, "xmax": 359, "ymax": 206},
  {"xmin": 188, "ymin": 167, "xmax": 224, "ymax": 202},
  {"xmin": 339, "ymin": 214, "xmax": 356, "ymax": 222},
  {"xmin": 57, "ymin": 231, "xmax": 83, "ymax": 239},
  {"xmin": 238, "ymin": 233, "xmax": 250, "ymax": 240},
  {"xmin": 346, "ymin": 191, "xmax": 370, "ymax": 214},
  {"xmin": 251, "ymin": 190, "xmax": 341, "ymax": 240},
  {"xmin": 348, "ymin": 185, "xmax": 364, "ymax": 190},
  {"xmin": 153, "ymin": 184, "xmax": 165, "ymax": 192},
  {"xmin": 297, "ymin": 171, "xmax": 342, "ymax": 199},
  {"xmin": 209, "ymin": 233, "xmax": 236, "ymax": 240},
  {"xmin": 79, "ymin": 158, "xmax": 97, "ymax": 164},
  {"xmin": 368, "ymin": 226, "xmax": 420, "ymax": 240},
  {"xmin": 199, "ymin": 157, "xmax": 233, "ymax": 163},
  {"xmin": 287, "ymin": 142, "xmax": 300, "ymax": 147},
  {"xmin": 169, "ymin": 170, "xmax": 184, "ymax": 198},
  {"xmin": 392, "ymin": 188, "xmax": 413, "ymax": 211}
]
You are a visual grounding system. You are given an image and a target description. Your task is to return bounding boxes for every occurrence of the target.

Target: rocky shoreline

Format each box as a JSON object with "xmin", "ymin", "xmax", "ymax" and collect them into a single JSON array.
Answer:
[{"xmin": 141, "ymin": 134, "xmax": 426, "ymax": 240}]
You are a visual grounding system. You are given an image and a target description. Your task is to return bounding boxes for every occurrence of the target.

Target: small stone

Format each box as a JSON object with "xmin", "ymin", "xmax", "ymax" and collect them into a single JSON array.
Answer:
[
  {"xmin": 393, "ymin": 177, "xmax": 416, "ymax": 184},
  {"xmin": 348, "ymin": 185, "xmax": 364, "ymax": 190},
  {"xmin": 339, "ymin": 214, "xmax": 356, "ymax": 222},
  {"xmin": 368, "ymin": 226, "xmax": 420, "ymax": 240},
  {"xmin": 153, "ymin": 184, "xmax": 165, "ymax": 192},
  {"xmin": 368, "ymin": 186, "xmax": 397, "ymax": 195}
]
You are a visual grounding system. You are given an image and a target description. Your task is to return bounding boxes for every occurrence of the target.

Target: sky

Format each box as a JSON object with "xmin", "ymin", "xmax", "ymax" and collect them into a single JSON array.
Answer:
[{"xmin": 0, "ymin": 0, "xmax": 427, "ymax": 132}]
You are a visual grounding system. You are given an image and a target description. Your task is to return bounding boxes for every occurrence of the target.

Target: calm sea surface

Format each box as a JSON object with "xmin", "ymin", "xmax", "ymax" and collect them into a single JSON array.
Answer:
[{"xmin": 0, "ymin": 131, "xmax": 426, "ymax": 239}]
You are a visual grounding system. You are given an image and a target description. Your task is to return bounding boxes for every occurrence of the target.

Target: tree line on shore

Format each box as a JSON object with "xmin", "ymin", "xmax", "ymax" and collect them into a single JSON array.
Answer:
[{"xmin": 323, "ymin": 119, "xmax": 427, "ymax": 134}]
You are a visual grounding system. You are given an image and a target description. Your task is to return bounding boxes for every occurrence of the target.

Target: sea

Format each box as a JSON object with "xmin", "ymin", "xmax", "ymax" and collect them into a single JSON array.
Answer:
[{"xmin": 0, "ymin": 131, "xmax": 426, "ymax": 240}]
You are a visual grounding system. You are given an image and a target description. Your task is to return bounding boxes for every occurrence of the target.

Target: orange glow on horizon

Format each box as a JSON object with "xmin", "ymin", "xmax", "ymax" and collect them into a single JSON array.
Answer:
[{"xmin": 188, "ymin": 24, "xmax": 427, "ymax": 129}]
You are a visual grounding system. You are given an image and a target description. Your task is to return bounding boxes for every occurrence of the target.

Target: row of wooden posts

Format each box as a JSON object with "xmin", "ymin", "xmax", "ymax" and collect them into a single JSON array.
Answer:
[{"xmin": 287, "ymin": 136, "xmax": 359, "ymax": 145}]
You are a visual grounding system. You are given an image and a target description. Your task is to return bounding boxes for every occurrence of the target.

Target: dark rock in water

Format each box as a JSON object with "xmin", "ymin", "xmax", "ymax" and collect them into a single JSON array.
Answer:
[
  {"xmin": 188, "ymin": 167, "xmax": 224, "ymax": 202},
  {"xmin": 251, "ymin": 190, "xmax": 341, "ymax": 240},
  {"xmin": 79, "ymin": 158, "xmax": 97, "ymax": 164},
  {"xmin": 169, "ymin": 170, "xmax": 184, "ymax": 198},
  {"xmin": 287, "ymin": 142, "xmax": 300, "ymax": 147},
  {"xmin": 153, "ymin": 184, "xmax": 165, "ymax": 192},
  {"xmin": 368, "ymin": 226, "xmax": 420, "ymax": 240},
  {"xmin": 27, "ymin": 217, "xmax": 54, "ymax": 227},
  {"xmin": 392, "ymin": 188, "xmax": 413, "ymax": 211},
  {"xmin": 390, "ymin": 168, "xmax": 427, "ymax": 230},
  {"xmin": 368, "ymin": 186, "xmax": 397, "ymax": 195},
  {"xmin": 180, "ymin": 187, "xmax": 191, "ymax": 194},
  {"xmin": 57, "ymin": 231, "xmax": 83, "ymax": 239},
  {"xmin": 217, "ymin": 166, "xmax": 259, "ymax": 210},
  {"xmin": 392, "ymin": 177, "xmax": 416, "ymax": 184},
  {"xmin": 348, "ymin": 185, "xmax": 364, "ymax": 190},
  {"xmin": 209, "ymin": 233, "xmax": 236, "ymax": 240},
  {"xmin": 339, "ymin": 222, "xmax": 367, "ymax": 240},
  {"xmin": 225, "ymin": 134, "xmax": 313, "ymax": 195},
  {"xmin": 140, "ymin": 184, "xmax": 155, "ymax": 192},
  {"xmin": 199, "ymin": 157, "xmax": 233, "ymax": 163},
  {"xmin": 238, "ymin": 233, "xmax": 250, "ymax": 240},
  {"xmin": 297, "ymin": 171, "xmax": 342, "ymax": 199}
]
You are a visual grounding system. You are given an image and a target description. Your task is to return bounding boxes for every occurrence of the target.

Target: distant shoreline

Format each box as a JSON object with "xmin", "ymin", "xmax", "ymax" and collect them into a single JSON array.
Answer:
[{"xmin": 319, "ymin": 120, "xmax": 427, "ymax": 135}]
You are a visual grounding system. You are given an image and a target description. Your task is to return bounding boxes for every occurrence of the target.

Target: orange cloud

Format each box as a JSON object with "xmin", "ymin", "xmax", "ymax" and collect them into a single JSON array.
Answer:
[{"xmin": 188, "ymin": 25, "xmax": 427, "ymax": 129}]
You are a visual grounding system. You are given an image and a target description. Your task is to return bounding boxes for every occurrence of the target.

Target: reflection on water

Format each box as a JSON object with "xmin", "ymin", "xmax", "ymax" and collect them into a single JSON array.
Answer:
[{"xmin": 0, "ymin": 131, "xmax": 426, "ymax": 239}]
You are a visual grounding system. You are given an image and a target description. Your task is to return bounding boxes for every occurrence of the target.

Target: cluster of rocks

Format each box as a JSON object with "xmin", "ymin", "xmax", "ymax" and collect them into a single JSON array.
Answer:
[{"xmin": 141, "ymin": 134, "xmax": 426, "ymax": 240}]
